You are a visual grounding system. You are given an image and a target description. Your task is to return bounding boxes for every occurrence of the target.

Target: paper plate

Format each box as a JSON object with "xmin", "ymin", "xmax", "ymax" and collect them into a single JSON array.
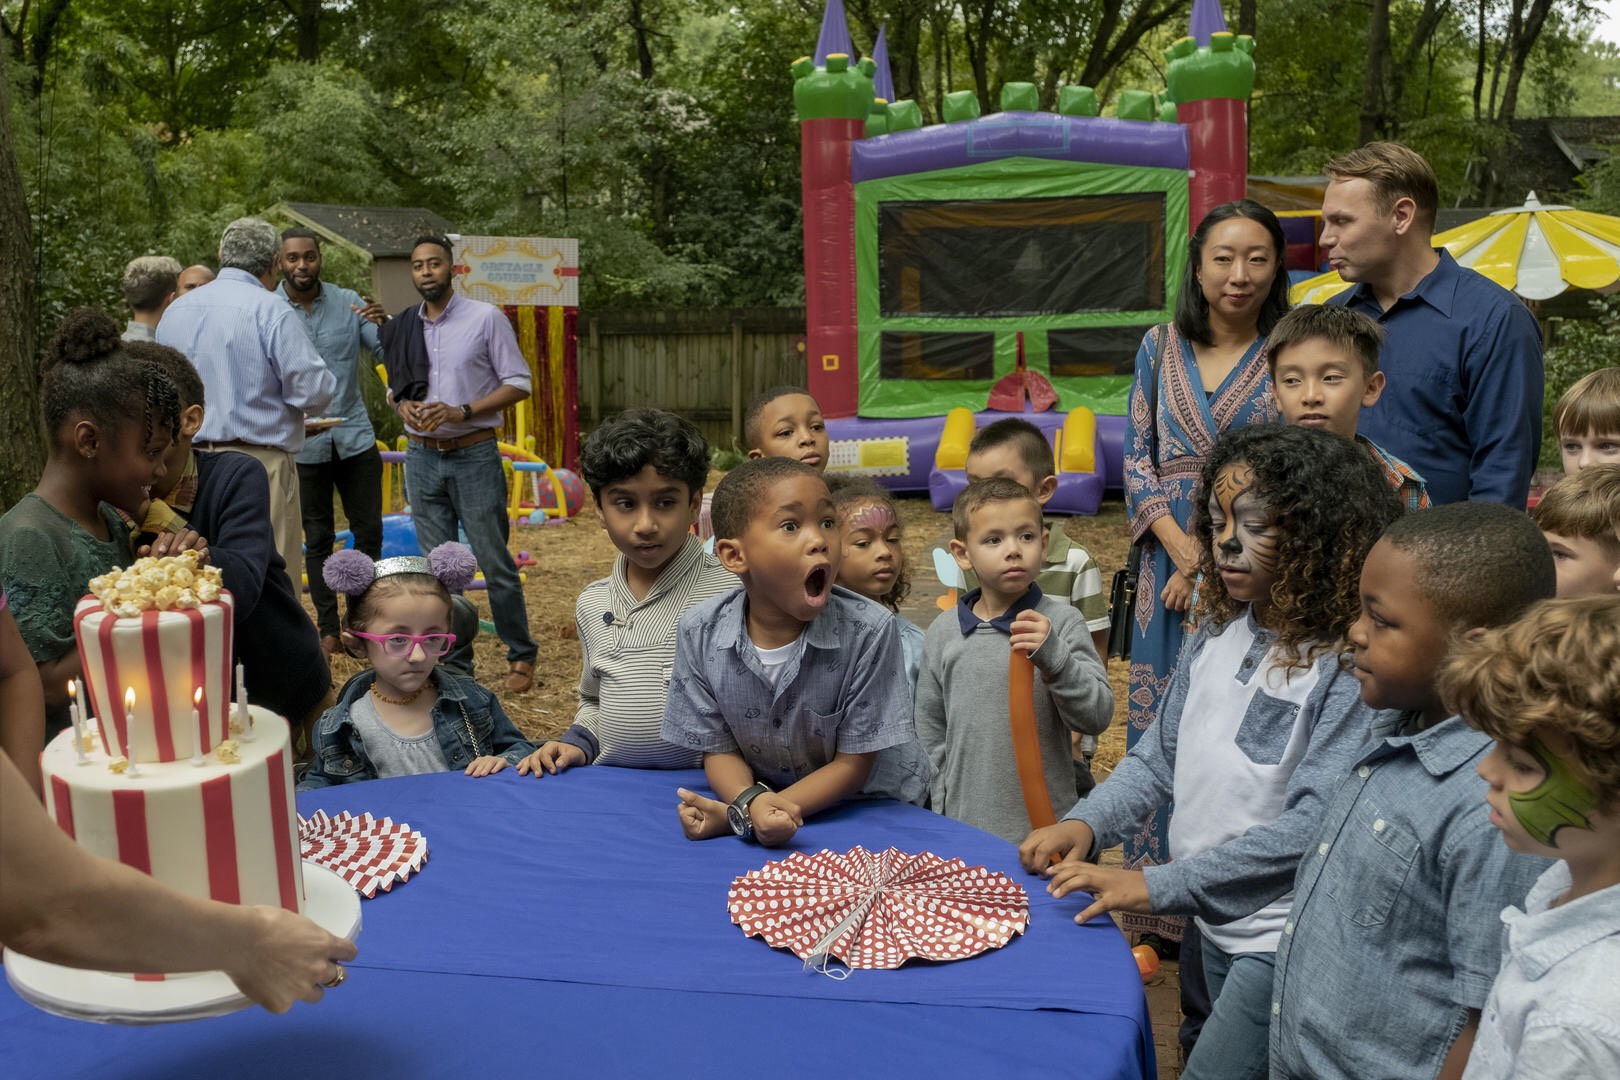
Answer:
[
  {"xmin": 299, "ymin": 810, "xmax": 428, "ymax": 898},
  {"xmin": 728, "ymin": 846, "xmax": 1029, "ymax": 970}
]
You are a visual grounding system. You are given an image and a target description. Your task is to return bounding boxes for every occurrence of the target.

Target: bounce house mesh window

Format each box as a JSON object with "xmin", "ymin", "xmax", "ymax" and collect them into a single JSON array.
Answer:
[
  {"xmin": 879, "ymin": 331, "xmax": 997, "ymax": 381},
  {"xmin": 1047, "ymin": 325, "xmax": 1152, "ymax": 377},
  {"xmin": 877, "ymin": 194, "xmax": 1166, "ymax": 318}
]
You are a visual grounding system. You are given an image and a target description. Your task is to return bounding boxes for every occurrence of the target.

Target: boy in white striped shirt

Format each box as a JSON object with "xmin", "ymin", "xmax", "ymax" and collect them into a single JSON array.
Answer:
[{"xmin": 518, "ymin": 410, "xmax": 737, "ymax": 775}]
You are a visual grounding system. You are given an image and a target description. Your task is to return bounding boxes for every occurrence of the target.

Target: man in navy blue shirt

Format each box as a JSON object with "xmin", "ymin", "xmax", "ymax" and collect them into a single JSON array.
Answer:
[{"xmin": 1322, "ymin": 142, "xmax": 1542, "ymax": 507}]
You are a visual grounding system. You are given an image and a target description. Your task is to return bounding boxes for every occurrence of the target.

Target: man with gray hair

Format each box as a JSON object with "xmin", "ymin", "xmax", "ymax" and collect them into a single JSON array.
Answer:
[
  {"xmin": 158, "ymin": 216, "xmax": 336, "ymax": 586},
  {"xmin": 120, "ymin": 255, "xmax": 182, "ymax": 341}
]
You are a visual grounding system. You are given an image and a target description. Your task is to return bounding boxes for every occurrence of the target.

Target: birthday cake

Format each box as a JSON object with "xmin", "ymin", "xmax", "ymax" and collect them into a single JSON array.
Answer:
[{"xmin": 40, "ymin": 555, "xmax": 305, "ymax": 958}]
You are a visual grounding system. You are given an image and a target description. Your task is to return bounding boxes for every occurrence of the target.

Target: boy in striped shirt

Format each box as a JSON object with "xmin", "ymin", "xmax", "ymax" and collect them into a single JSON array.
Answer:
[{"xmin": 518, "ymin": 409, "xmax": 737, "ymax": 775}]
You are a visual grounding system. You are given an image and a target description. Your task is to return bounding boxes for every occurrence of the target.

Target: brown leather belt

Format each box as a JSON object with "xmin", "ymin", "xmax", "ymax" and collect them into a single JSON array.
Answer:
[
  {"xmin": 409, "ymin": 428, "xmax": 498, "ymax": 452},
  {"xmin": 196, "ymin": 440, "xmax": 280, "ymax": 453}
]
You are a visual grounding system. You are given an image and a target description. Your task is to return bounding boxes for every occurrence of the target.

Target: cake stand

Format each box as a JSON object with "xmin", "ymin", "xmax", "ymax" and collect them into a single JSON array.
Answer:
[{"xmin": 3, "ymin": 861, "xmax": 362, "ymax": 1024}]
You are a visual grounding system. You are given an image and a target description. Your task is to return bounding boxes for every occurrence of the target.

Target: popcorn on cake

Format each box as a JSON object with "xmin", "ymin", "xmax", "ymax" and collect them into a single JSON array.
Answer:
[{"xmin": 88, "ymin": 552, "xmax": 223, "ymax": 616}]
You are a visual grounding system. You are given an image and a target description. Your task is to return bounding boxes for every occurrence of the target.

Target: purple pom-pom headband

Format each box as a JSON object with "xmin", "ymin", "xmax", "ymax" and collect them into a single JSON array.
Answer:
[{"xmin": 322, "ymin": 542, "xmax": 478, "ymax": 595}]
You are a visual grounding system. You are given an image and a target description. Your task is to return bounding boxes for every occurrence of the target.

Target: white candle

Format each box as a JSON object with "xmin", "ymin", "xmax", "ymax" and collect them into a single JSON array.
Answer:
[
  {"xmin": 67, "ymin": 681, "xmax": 87, "ymax": 763},
  {"xmin": 236, "ymin": 662, "xmax": 250, "ymax": 737},
  {"xmin": 122, "ymin": 687, "xmax": 139, "ymax": 777},
  {"xmin": 191, "ymin": 687, "xmax": 205, "ymax": 766}
]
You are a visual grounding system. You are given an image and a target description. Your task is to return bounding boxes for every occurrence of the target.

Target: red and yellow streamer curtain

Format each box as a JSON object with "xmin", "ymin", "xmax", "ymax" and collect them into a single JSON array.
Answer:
[{"xmin": 500, "ymin": 305, "xmax": 580, "ymax": 471}]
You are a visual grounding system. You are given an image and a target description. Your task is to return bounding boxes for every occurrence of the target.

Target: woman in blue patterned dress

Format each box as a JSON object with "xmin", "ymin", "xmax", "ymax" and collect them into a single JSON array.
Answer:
[{"xmin": 1120, "ymin": 201, "xmax": 1290, "ymax": 947}]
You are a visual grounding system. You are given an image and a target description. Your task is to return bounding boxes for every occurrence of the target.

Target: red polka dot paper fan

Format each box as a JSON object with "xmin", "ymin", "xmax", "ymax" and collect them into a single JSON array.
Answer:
[
  {"xmin": 727, "ymin": 846, "xmax": 1029, "ymax": 970},
  {"xmin": 299, "ymin": 810, "xmax": 428, "ymax": 898}
]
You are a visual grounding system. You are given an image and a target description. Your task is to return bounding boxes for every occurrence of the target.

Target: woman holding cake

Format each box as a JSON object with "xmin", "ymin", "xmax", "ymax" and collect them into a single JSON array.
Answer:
[
  {"xmin": 0, "ymin": 750, "xmax": 357, "ymax": 1011},
  {"xmin": 0, "ymin": 310, "xmax": 205, "ymax": 744}
]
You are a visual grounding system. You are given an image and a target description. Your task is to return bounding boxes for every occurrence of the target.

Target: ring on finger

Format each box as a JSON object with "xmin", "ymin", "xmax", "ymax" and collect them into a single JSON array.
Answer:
[{"xmin": 323, "ymin": 964, "xmax": 347, "ymax": 988}]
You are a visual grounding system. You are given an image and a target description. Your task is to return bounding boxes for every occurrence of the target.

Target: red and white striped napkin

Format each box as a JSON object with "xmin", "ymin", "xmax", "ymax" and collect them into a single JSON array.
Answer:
[{"xmin": 299, "ymin": 810, "xmax": 428, "ymax": 898}]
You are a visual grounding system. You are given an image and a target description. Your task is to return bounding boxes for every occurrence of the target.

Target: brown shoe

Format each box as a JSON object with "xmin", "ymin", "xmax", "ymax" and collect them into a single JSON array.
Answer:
[{"xmin": 504, "ymin": 660, "xmax": 536, "ymax": 693}]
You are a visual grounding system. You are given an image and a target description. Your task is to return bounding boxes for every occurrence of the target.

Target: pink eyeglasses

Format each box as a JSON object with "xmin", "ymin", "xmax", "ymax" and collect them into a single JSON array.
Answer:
[{"xmin": 349, "ymin": 630, "xmax": 457, "ymax": 658}]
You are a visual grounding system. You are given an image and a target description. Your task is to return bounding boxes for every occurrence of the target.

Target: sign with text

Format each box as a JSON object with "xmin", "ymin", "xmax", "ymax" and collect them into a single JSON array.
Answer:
[{"xmin": 452, "ymin": 236, "xmax": 579, "ymax": 307}]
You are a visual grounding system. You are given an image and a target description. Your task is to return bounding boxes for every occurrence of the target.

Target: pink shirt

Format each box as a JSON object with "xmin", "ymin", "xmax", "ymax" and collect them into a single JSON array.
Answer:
[{"xmin": 406, "ymin": 294, "xmax": 532, "ymax": 439}]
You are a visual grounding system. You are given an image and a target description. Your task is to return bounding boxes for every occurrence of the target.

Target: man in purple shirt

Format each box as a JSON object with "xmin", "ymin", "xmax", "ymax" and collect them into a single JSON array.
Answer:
[{"xmin": 392, "ymin": 236, "xmax": 537, "ymax": 691}]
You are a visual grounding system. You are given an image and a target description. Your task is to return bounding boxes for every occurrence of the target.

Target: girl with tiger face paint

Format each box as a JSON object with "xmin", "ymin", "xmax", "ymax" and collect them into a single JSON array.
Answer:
[
  {"xmin": 1026, "ymin": 423, "xmax": 1405, "ymax": 1078},
  {"xmin": 1208, "ymin": 461, "xmax": 1282, "ymax": 626}
]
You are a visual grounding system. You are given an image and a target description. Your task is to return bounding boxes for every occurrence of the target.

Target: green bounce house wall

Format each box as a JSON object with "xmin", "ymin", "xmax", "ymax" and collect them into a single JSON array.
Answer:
[{"xmin": 854, "ymin": 158, "xmax": 1189, "ymax": 419}]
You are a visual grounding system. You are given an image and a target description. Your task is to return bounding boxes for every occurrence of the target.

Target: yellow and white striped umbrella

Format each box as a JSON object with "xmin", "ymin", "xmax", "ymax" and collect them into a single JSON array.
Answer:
[{"xmin": 1290, "ymin": 192, "xmax": 1620, "ymax": 304}]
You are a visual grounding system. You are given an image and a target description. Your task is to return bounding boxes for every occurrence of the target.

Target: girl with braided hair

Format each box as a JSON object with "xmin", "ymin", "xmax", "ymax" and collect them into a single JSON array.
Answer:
[{"xmin": 0, "ymin": 308, "xmax": 198, "ymax": 743}]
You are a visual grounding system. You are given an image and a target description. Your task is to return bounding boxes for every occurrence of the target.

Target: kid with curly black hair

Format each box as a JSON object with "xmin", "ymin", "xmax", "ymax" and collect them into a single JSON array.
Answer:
[{"xmin": 1020, "ymin": 423, "xmax": 1405, "ymax": 1080}]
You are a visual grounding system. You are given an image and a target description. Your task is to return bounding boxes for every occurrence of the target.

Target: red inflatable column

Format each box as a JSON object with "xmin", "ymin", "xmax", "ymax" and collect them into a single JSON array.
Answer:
[{"xmin": 793, "ymin": 52, "xmax": 874, "ymax": 420}]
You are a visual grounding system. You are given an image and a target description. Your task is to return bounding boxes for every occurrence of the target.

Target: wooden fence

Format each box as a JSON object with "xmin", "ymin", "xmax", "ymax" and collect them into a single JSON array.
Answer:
[{"xmin": 581, "ymin": 308, "xmax": 807, "ymax": 452}]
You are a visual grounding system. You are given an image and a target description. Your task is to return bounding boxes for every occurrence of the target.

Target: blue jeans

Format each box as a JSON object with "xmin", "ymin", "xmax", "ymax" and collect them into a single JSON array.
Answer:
[
  {"xmin": 405, "ymin": 439, "xmax": 536, "ymax": 665},
  {"xmin": 1179, "ymin": 933, "xmax": 1276, "ymax": 1080}
]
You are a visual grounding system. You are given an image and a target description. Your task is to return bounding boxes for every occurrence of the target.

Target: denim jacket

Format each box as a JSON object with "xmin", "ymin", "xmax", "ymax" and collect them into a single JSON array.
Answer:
[{"xmin": 298, "ymin": 668, "xmax": 536, "ymax": 790}]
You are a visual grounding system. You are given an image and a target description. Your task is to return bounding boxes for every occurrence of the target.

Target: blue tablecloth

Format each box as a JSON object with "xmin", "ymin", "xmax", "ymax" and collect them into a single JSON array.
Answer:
[{"xmin": 1, "ymin": 767, "xmax": 1155, "ymax": 1079}]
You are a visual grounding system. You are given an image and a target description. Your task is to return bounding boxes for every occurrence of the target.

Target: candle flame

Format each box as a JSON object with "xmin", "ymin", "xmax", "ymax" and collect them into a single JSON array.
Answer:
[
  {"xmin": 194, "ymin": 687, "xmax": 204, "ymax": 705},
  {"xmin": 124, "ymin": 687, "xmax": 135, "ymax": 708},
  {"xmin": 67, "ymin": 680, "xmax": 76, "ymax": 699}
]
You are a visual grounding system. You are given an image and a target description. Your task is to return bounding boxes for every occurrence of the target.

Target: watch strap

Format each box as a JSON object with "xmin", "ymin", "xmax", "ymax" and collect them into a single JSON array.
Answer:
[{"xmin": 460, "ymin": 403, "xmax": 474, "ymax": 421}]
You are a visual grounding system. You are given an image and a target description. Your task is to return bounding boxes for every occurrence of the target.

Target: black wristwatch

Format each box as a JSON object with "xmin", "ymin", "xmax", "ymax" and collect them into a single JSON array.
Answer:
[
  {"xmin": 727, "ymin": 782, "xmax": 773, "ymax": 840},
  {"xmin": 460, "ymin": 403, "xmax": 473, "ymax": 421}
]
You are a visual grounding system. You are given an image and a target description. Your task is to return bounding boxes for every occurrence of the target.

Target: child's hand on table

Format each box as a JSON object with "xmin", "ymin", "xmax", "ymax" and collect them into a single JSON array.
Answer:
[
  {"xmin": 1018, "ymin": 819, "xmax": 1094, "ymax": 872},
  {"xmin": 517, "ymin": 741, "xmax": 586, "ymax": 777},
  {"xmin": 1009, "ymin": 610, "xmax": 1051, "ymax": 656},
  {"xmin": 676, "ymin": 787, "xmax": 729, "ymax": 840},
  {"xmin": 1043, "ymin": 864, "xmax": 1151, "ymax": 926},
  {"xmin": 748, "ymin": 792, "xmax": 803, "ymax": 848},
  {"xmin": 463, "ymin": 755, "xmax": 510, "ymax": 777}
]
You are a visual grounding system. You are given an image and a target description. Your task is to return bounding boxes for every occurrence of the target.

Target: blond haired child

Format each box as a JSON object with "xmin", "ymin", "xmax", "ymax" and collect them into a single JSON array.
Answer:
[
  {"xmin": 1531, "ymin": 464, "xmax": 1620, "ymax": 597},
  {"xmin": 1554, "ymin": 366, "xmax": 1620, "ymax": 474},
  {"xmin": 1438, "ymin": 596, "xmax": 1620, "ymax": 1079}
]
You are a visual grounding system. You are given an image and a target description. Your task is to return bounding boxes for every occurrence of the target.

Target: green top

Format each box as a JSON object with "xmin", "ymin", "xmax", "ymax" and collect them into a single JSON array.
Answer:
[
  {"xmin": 792, "ymin": 52, "xmax": 877, "ymax": 122},
  {"xmin": 1164, "ymin": 31, "xmax": 1256, "ymax": 103},
  {"xmin": 0, "ymin": 493, "xmax": 131, "ymax": 732}
]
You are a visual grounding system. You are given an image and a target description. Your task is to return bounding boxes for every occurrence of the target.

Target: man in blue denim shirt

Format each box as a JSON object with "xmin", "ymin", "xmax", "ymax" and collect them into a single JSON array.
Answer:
[
  {"xmin": 277, "ymin": 228, "xmax": 388, "ymax": 655},
  {"xmin": 1270, "ymin": 504, "xmax": 1554, "ymax": 1079},
  {"xmin": 1322, "ymin": 142, "xmax": 1542, "ymax": 508}
]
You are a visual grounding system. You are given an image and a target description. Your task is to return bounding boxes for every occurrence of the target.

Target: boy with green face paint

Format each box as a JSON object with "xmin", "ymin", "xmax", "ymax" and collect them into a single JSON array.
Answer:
[{"xmin": 1438, "ymin": 595, "xmax": 1620, "ymax": 1078}]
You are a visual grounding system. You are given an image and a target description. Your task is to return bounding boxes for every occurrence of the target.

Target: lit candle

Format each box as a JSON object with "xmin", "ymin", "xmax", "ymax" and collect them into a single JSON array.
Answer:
[
  {"xmin": 67, "ymin": 681, "xmax": 87, "ymax": 764},
  {"xmin": 191, "ymin": 687, "xmax": 205, "ymax": 766},
  {"xmin": 122, "ymin": 687, "xmax": 139, "ymax": 777}
]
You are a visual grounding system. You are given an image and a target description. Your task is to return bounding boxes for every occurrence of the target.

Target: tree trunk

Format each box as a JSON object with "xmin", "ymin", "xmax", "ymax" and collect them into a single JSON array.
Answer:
[
  {"xmin": 1077, "ymin": 1, "xmax": 1187, "ymax": 92},
  {"xmin": 0, "ymin": 49, "xmax": 46, "ymax": 510},
  {"xmin": 292, "ymin": 0, "xmax": 320, "ymax": 62},
  {"xmin": 960, "ymin": 0, "xmax": 997, "ymax": 115},
  {"xmin": 1237, "ymin": 0, "xmax": 1256, "ymax": 37},
  {"xmin": 1360, "ymin": 0, "xmax": 1391, "ymax": 144},
  {"xmin": 1496, "ymin": 0, "xmax": 1554, "ymax": 126}
]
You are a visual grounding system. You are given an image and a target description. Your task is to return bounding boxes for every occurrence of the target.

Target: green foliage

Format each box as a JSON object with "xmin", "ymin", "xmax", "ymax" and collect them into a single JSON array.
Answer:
[{"xmin": 1540, "ymin": 296, "xmax": 1620, "ymax": 467}]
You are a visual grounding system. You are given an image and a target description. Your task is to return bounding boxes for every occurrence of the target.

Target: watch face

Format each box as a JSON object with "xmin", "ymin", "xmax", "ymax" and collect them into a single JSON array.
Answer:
[{"xmin": 727, "ymin": 803, "xmax": 750, "ymax": 838}]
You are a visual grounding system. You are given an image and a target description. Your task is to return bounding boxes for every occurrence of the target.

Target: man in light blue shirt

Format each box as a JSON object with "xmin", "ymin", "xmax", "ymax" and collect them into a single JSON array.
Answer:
[
  {"xmin": 158, "ymin": 217, "xmax": 335, "ymax": 589},
  {"xmin": 277, "ymin": 227, "xmax": 388, "ymax": 655}
]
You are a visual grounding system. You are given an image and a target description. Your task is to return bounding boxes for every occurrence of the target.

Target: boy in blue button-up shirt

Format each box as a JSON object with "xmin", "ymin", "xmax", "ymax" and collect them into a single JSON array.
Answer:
[
  {"xmin": 1270, "ymin": 503, "xmax": 1555, "ymax": 1080},
  {"xmin": 661, "ymin": 458, "xmax": 925, "ymax": 847}
]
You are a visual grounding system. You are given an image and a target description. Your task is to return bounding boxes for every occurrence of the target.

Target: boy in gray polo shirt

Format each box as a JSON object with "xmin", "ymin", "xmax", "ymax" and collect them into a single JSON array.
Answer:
[
  {"xmin": 661, "ymin": 457, "xmax": 925, "ymax": 847},
  {"xmin": 1270, "ymin": 504, "xmax": 1554, "ymax": 1080}
]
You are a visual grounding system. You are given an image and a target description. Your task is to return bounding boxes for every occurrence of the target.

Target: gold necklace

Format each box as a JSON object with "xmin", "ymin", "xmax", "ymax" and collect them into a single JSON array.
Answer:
[{"xmin": 370, "ymin": 680, "xmax": 428, "ymax": 707}]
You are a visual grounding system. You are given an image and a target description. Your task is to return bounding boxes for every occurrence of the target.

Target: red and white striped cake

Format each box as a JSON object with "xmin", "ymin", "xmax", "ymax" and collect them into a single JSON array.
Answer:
[
  {"xmin": 40, "ymin": 709, "xmax": 304, "ymax": 914},
  {"xmin": 73, "ymin": 594, "xmax": 236, "ymax": 763},
  {"xmin": 43, "ymin": 566, "xmax": 306, "ymax": 983}
]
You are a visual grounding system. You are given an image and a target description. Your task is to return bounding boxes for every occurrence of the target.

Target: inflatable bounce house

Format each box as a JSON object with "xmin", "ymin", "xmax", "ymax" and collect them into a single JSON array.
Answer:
[{"xmin": 797, "ymin": 0, "xmax": 1255, "ymax": 513}]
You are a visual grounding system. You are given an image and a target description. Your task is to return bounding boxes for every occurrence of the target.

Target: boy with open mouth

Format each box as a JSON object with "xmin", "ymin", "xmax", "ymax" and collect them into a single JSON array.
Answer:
[{"xmin": 661, "ymin": 457, "xmax": 927, "ymax": 846}]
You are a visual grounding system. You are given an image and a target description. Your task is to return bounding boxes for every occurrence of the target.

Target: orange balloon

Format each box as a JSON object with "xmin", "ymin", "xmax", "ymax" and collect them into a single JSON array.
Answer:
[
  {"xmin": 1133, "ymin": 944, "xmax": 1161, "ymax": 980},
  {"xmin": 1007, "ymin": 647, "xmax": 1055, "ymax": 830}
]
